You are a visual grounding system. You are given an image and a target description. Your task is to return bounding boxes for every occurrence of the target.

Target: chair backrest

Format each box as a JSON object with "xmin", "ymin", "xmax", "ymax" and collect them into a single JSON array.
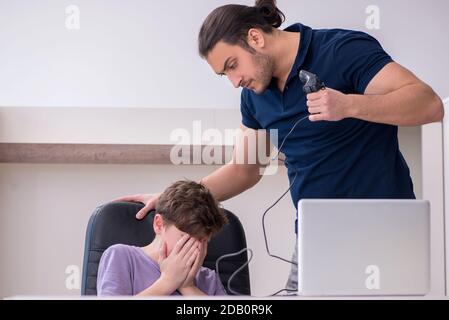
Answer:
[{"xmin": 81, "ymin": 201, "xmax": 251, "ymax": 295}]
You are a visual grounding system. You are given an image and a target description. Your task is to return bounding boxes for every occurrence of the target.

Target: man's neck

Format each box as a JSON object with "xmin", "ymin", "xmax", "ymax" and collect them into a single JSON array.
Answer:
[{"xmin": 271, "ymin": 30, "xmax": 301, "ymax": 90}]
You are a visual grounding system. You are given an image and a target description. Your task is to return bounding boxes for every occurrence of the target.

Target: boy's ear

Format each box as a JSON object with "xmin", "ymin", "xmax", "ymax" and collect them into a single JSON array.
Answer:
[{"xmin": 153, "ymin": 213, "xmax": 164, "ymax": 234}]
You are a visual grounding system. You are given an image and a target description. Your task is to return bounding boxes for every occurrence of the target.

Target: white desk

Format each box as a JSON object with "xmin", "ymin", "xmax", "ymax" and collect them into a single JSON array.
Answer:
[{"xmin": 4, "ymin": 295, "xmax": 448, "ymax": 300}]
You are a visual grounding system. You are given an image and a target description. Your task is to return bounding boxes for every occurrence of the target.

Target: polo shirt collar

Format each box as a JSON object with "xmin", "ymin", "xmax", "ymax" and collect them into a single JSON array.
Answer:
[{"xmin": 284, "ymin": 23, "xmax": 313, "ymax": 84}]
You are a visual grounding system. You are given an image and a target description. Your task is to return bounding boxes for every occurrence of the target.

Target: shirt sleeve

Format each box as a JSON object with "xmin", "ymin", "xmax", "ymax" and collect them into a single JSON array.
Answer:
[
  {"xmin": 240, "ymin": 90, "xmax": 262, "ymax": 129},
  {"xmin": 213, "ymin": 272, "xmax": 228, "ymax": 296},
  {"xmin": 196, "ymin": 267, "xmax": 228, "ymax": 296},
  {"xmin": 97, "ymin": 245, "xmax": 133, "ymax": 296},
  {"xmin": 334, "ymin": 31, "xmax": 394, "ymax": 94}
]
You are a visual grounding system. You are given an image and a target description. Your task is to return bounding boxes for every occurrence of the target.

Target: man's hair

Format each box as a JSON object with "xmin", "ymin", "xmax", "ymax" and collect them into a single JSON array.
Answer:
[
  {"xmin": 156, "ymin": 180, "xmax": 228, "ymax": 239},
  {"xmin": 198, "ymin": 0, "xmax": 285, "ymax": 58}
]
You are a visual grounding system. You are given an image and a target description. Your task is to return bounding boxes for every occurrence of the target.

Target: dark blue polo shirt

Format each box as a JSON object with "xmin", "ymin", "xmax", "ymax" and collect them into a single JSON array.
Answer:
[{"xmin": 240, "ymin": 23, "xmax": 415, "ymax": 215}]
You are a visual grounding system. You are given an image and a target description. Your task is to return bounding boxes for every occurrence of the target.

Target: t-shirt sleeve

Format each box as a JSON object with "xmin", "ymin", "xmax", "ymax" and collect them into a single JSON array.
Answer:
[
  {"xmin": 97, "ymin": 245, "xmax": 133, "ymax": 296},
  {"xmin": 240, "ymin": 90, "xmax": 262, "ymax": 129},
  {"xmin": 334, "ymin": 31, "xmax": 394, "ymax": 94},
  {"xmin": 196, "ymin": 268, "xmax": 228, "ymax": 296},
  {"xmin": 213, "ymin": 272, "xmax": 228, "ymax": 296}
]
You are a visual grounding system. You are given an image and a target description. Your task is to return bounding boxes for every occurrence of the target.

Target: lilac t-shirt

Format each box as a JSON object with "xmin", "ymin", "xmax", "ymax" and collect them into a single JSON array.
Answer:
[{"xmin": 97, "ymin": 244, "xmax": 227, "ymax": 296}]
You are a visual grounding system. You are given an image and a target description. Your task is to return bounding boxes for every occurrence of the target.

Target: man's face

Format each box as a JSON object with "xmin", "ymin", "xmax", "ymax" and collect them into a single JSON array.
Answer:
[{"xmin": 206, "ymin": 41, "xmax": 274, "ymax": 94}]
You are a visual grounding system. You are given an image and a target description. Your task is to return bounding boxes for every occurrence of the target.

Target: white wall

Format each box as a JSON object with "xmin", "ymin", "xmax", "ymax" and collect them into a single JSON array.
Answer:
[
  {"xmin": 0, "ymin": 108, "xmax": 423, "ymax": 298},
  {"xmin": 0, "ymin": 0, "xmax": 447, "ymax": 108},
  {"xmin": 0, "ymin": 0, "xmax": 446, "ymax": 297},
  {"xmin": 0, "ymin": 0, "xmax": 241, "ymax": 108},
  {"xmin": 0, "ymin": 163, "xmax": 296, "ymax": 298}
]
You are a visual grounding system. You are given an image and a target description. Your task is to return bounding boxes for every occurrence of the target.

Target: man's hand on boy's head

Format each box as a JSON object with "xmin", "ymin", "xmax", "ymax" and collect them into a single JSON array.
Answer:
[
  {"xmin": 111, "ymin": 192, "xmax": 161, "ymax": 220},
  {"xmin": 157, "ymin": 235, "xmax": 201, "ymax": 293}
]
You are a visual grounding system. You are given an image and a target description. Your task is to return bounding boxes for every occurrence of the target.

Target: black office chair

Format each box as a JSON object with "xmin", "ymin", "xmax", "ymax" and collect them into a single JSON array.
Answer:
[{"xmin": 81, "ymin": 201, "xmax": 251, "ymax": 295}]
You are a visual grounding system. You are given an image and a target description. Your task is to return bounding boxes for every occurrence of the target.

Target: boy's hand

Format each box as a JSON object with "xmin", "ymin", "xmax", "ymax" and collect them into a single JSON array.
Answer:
[
  {"xmin": 179, "ymin": 239, "xmax": 208, "ymax": 290},
  {"xmin": 158, "ymin": 235, "xmax": 200, "ymax": 292},
  {"xmin": 112, "ymin": 192, "xmax": 161, "ymax": 220}
]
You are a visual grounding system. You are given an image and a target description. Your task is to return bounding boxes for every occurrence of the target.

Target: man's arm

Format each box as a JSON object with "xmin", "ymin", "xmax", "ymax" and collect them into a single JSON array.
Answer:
[
  {"xmin": 113, "ymin": 125, "xmax": 270, "ymax": 218},
  {"xmin": 199, "ymin": 124, "xmax": 270, "ymax": 202},
  {"xmin": 307, "ymin": 62, "xmax": 444, "ymax": 126}
]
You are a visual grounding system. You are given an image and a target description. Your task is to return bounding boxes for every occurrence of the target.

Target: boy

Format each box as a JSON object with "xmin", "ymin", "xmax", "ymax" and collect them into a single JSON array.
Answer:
[{"xmin": 97, "ymin": 180, "xmax": 228, "ymax": 296}]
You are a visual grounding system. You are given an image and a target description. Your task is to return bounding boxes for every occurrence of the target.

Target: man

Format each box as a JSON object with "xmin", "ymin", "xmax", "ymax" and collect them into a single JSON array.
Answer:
[{"xmin": 115, "ymin": 0, "xmax": 444, "ymax": 292}]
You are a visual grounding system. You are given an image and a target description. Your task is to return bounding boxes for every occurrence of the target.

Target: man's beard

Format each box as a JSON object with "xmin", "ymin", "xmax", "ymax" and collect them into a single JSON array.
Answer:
[{"xmin": 251, "ymin": 52, "xmax": 275, "ymax": 94}]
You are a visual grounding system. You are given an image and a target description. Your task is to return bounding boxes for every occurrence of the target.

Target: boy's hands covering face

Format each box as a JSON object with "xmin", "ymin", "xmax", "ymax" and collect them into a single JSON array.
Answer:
[
  {"xmin": 157, "ymin": 234, "xmax": 201, "ymax": 292},
  {"xmin": 180, "ymin": 239, "xmax": 208, "ymax": 289}
]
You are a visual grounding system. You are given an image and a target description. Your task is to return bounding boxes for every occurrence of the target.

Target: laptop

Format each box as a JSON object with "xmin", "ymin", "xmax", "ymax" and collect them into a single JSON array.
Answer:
[{"xmin": 297, "ymin": 199, "xmax": 430, "ymax": 296}]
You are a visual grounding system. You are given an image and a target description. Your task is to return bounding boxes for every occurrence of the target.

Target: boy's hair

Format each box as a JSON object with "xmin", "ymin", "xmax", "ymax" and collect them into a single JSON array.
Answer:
[
  {"xmin": 198, "ymin": 0, "xmax": 285, "ymax": 58},
  {"xmin": 156, "ymin": 180, "xmax": 228, "ymax": 239}
]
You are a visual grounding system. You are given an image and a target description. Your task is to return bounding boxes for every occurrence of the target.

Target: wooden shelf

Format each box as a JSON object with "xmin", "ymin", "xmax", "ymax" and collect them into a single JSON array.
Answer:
[{"xmin": 0, "ymin": 143, "xmax": 233, "ymax": 165}]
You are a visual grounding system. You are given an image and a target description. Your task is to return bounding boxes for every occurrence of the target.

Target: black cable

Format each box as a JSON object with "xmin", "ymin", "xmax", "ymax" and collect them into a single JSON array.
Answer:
[
  {"xmin": 270, "ymin": 288, "xmax": 299, "ymax": 296},
  {"xmin": 274, "ymin": 114, "xmax": 310, "ymax": 161},
  {"xmin": 215, "ymin": 248, "xmax": 254, "ymax": 296},
  {"xmin": 262, "ymin": 113, "xmax": 310, "ymax": 266},
  {"xmin": 262, "ymin": 167, "xmax": 298, "ymax": 265},
  {"xmin": 216, "ymin": 113, "xmax": 310, "ymax": 297},
  {"xmin": 261, "ymin": 114, "xmax": 311, "ymax": 296}
]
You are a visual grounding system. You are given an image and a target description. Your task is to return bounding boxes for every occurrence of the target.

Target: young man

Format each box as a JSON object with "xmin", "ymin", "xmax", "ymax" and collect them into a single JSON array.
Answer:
[
  {"xmin": 115, "ymin": 0, "xmax": 444, "ymax": 292},
  {"xmin": 98, "ymin": 180, "xmax": 228, "ymax": 296}
]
